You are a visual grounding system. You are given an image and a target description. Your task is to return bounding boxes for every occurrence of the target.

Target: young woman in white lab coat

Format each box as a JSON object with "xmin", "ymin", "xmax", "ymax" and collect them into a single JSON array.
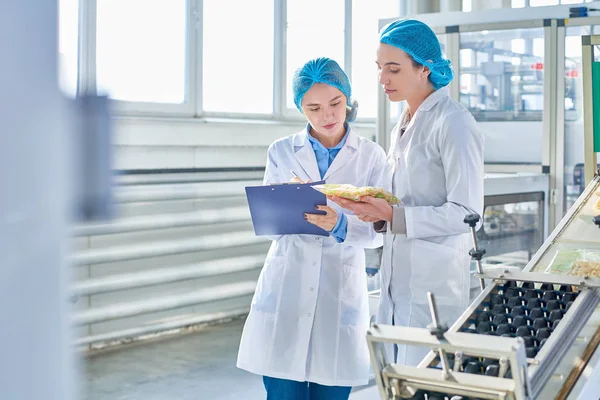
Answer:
[
  {"xmin": 236, "ymin": 57, "xmax": 391, "ymax": 399},
  {"xmin": 331, "ymin": 19, "xmax": 484, "ymax": 366}
]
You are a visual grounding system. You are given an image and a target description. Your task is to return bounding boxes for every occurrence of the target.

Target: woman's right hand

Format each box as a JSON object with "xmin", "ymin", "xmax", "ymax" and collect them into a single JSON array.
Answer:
[{"xmin": 357, "ymin": 214, "xmax": 381, "ymax": 223}]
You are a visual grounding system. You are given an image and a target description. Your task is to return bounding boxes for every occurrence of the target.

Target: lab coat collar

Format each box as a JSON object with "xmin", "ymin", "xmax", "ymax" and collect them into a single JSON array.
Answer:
[
  {"xmin": 292, "ymin": 123, "xmax": 359, "ymax": 182},
  {"xmin": 417, "ymin": 86, "xmax": 450, "ymax": 112},
  {"xmin": 292, "ymin": 123, "xmax": 358, "ymax": 150}
]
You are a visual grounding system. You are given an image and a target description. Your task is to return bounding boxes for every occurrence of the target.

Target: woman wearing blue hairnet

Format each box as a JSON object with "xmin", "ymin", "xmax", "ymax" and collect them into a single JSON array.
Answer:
[
  {"xmin": 332, "ymin": 19, "xmax": 484, "ymax": 366},
  {"xmin": 236, "ymin": 57, "xmax": 391, "ymax": 399}
]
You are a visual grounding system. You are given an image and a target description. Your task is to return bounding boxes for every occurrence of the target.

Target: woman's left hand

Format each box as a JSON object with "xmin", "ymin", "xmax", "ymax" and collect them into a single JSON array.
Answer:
[
  {"xmin": 305, "ymin": 205, "xmax": 338, "ymax": 232},
  {"xmin": 329, "ymin": 195, "xmax": 393, "ymax": 222}
]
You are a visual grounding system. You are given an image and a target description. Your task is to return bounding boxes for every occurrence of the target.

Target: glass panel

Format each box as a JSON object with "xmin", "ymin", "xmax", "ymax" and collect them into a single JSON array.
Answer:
[
  {"xmin": 563, "ymin": 27, "xmax": 600, "ymax": 217},
  {"xmin": 529, "ymin": 0, "xmax": 559, "ymax": 5},
  {"xmin": 531, "ymin": 178, "xmax": 600, "ymax": 275},
  {"xmin": 203, "ymin": 0, "xmax": 274, "ymax": 113},
  {"xmin": 96, "ymin": 0, "xmax": 186, "ymax": 104},
  {"xmin": 286, "ymin": 0, "xmax": 345, "ymax": 110},
  {"xmin": 477, "ymin": 198, "xmax": 544, "ymax": 271},
  {"xmin": 58, "ymin": 0, "xmax": 79, "ymax": 97},
  {"xmin": 459, "ymin": 28, "xmax": 545, "ymax": 122},
  {"xmin": 388, "ymin": 34, "xmax": 448, "ymax": 124},
  {"xmin": 352, "ymin": 0, "xmax": 400, "ymax": 119},
  {"xmin": 511, "ymin": 0, "xmax": 526, "ymax": 8}
]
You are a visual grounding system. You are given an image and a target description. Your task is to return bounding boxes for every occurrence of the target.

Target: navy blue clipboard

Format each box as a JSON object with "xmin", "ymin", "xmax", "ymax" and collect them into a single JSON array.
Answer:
[{"xmin": 245, "ymin": 181, "xmax": 329, "ymax": 236}]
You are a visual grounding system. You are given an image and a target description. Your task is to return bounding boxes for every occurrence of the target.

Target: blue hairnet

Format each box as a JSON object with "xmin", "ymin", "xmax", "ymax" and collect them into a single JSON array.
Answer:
[
  {"xmin": 379, "ymin": 19, "xmax": 454, "ymax": 90},
  {"xmin": 292, "ymin": 57, "xmax": 358, "ymax": 122}
]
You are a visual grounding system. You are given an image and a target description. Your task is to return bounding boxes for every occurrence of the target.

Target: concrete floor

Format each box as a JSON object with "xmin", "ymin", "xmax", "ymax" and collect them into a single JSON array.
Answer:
[{"xmin": 83, "ymin": 318, "xmax": 380, "ymax": 400}]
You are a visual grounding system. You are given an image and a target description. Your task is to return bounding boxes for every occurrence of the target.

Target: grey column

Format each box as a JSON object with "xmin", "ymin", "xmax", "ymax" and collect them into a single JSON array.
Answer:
[{"xmin": 0, "ymin": 2, "xmax": 77, "ymax": 400}]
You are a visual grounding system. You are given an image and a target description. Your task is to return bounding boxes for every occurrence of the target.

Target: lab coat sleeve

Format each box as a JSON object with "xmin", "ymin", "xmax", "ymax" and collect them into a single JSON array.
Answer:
[
  {"xmin": 404, "ymin": 111, "xmax": 484, "ymax": 239},
  {"xmin": 262, "ymin": 143, "xmax": 284, "ymax": 242},
  {"xmin": 343, "ymin": 145, "xmax": 391, "ymax": 248}
]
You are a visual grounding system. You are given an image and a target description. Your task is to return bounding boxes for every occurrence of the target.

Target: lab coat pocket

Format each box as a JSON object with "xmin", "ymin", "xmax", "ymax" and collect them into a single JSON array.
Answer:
[
  {"xmin": 340, "ymin": 265, "xmax": 367, "ymax": 327},
  {"xmin": 410, "ymin": 239, "xmax": 464, "ymax": 306},
  {"xmin": 251, "ymin": 256, "xmax": 286, "ymax": 314}
]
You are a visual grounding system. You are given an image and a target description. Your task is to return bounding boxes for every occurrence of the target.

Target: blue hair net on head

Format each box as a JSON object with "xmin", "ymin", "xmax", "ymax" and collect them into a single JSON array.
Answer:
[
  {"xmin": 379, "ymin": 19, "xmax": 454, "ymax": 90},
  {"xmin": 292, "ymin": 57, "xmax": 358, "ymax": 122}
]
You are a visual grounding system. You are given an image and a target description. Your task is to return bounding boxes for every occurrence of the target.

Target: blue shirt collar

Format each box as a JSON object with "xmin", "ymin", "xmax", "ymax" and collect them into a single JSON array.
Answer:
[{"xmin": 305, "ymin": 123, "xmax": 350, "ymax": 151}]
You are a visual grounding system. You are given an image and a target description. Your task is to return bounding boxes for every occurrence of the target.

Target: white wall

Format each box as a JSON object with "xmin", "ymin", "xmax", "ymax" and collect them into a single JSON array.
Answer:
[{"xmin": 112, "ymin": 117, "xmax": 378, "ymax": 170}]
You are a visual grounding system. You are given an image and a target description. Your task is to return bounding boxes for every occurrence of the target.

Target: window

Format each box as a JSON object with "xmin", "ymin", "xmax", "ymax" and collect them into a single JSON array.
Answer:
[
  {"xmin": 352, "ymin": 0, "xmax": 400, "ymax": 119},
  {"xmin": 463, "ymin": 0, "xmax": 472, "ymax": 12},
  {"xmin": 96, "ymin": 0, "xmax": 187, "ymax": 104},
  {"xmin": 58, "ymin": 0, "xmax": 79, "ymax": 97},
  {"xmin": 529, "ymin": 0, "xmax": 558, "ymax": 5},
  {"xmin": 286, "ymin": 0, "xmax": 345, "ymax": 110},
  {"xmin": 511, "ymin": 0, "xmax": 526, "ymax": 7},
  {"xmin": 203, "ymin": 0, "xmax": 274, "ymax": 113}
]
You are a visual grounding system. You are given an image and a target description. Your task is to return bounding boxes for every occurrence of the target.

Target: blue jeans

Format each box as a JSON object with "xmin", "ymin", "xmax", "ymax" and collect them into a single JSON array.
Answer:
[{"xmin": 262, "ymin": 376, "xmax": 352, "ymax": 400}]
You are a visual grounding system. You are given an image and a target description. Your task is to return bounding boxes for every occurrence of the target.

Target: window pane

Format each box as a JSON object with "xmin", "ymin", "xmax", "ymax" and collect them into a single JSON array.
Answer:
[
  {"xmin": 352, "ymin": 0, "xmax": 400, "ymax": 119},
  {"xmin": 203, "ymin": 0, "xmax": 274, "ymax": 113},
  {"xmin": 459, "ymin": 28, "xmax": 545, "ymax": 122},
  {"xmin": 511, "ymin": 0, "xmax": 526, "ymax": 7},
  {"xmin": 287, "ymin": 0, "xmax": 345, "ymax": 110},
  {"xmin": 529, "ymin": 0, "xmax": 559, "ymax": 5},
  {"xmin": 96, "ymin": 0, "xmax": 187, "ymax": 103},
  {"xmin": 58, "ymin": 0, "xmax": 78, "ymax": 97},
  {"xmin": 463, "ymin": 0, "xmax": 472, "ymax": 12}
]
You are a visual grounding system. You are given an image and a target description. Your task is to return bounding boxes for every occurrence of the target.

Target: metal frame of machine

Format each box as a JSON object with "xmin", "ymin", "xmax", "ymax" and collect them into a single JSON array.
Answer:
[{"xmin": 366, "ymin": 33, "xmax": 600, "ymax": 400}]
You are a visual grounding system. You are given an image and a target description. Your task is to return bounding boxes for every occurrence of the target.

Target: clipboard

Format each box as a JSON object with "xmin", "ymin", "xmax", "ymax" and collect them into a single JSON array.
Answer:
[{"xmin": 245, "ymin": 180, "xmax": 329, "ymax": 236}]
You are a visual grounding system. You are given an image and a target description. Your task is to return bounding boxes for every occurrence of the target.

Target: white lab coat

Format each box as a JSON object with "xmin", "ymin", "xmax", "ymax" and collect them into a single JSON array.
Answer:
[
  {"xmin": 237, "ymin": 128, "xmax": 391, "ymax": 387},
  {"xmin": 377, "ymin": 87, "xmax": 484, "ymax": 366}
]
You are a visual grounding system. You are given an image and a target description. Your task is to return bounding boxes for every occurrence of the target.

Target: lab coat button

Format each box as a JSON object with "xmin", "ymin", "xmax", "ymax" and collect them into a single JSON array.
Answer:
[
  {"xmin": 308, "ymin": 313, "xmax": 312, "ymax": 317},
  {"xmin": 310, "ymin": 287, "xmax": 314, "ymax": 291},
  {"xmin": 312, "ymin": 262, "xmax": 317, "ymax": 266}
]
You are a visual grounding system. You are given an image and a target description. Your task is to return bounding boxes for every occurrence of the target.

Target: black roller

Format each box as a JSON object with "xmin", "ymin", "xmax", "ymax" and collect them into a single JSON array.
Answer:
[
  {"xmin": 477, "ymin": 311, "xmax": 493, "ymax": 323},
  {"xmin": 464, "ymin": 360, "xmax": 484, "ymax": 375},
  {"xmin": 493, "ymin": 314, "xmax": 508, "ymax": 326},
  {"xmin": 526, "ymin": 346, "xmax": 538, "ymax": 358},
  {"xmin": 482, "ymin": 358, "xmax": 498, "ymax": 368},
  {"xmin": 563, "ymin": 292, "xmax": 578, "ymax": 303},
  {"xmin": 549, "ymin": 309, "xmax": 564, "ymax": 323},
  {"xmin": 511, "ymin": 315, "xmax": 529, "ymax": 328},
  {"xmin": 521, "ymin": 281, "xmax": 535, "ymax": 290},
  {"xmin": 524, "ymin": 289, "xmax": 540, "ymax": 300},
  {"xmin": 540, "ymin": 283, "xmax": 555, "ymax": 292},
  {"xmin": 511, "ymin": 306, "xmax": 526, "ymax": 318},
  {"xmin": 529, "ymin": 308, "xmax": 545, "ymax": 320},
  {"xmin": 496, "ymin": 324, "xmax": 512, "ymax": 336},
  {"xmin": 523, "ymin": 336, "xmax": 535, "ymax": 347},
  {"xmin": 489, "ymin": 294, "xmax": 505, "ymax": 305},
  {"xmin": 527, "ymin": 298, "xmax": 542, "ymax": 309},
  {"xmin": 545, "ymin": 300, "xmax": 561, "ymax": 312},
  {"xmin": 559, "ymin": 285, "xmax": 573, "ymax": 293},
  {"xmin": 476, "ymin": 322, "xmax": 492, "ymax": 334},
  {"xmin": 532, "ymin": 317, "xmax": 548, "ymax": 331},
  {"xmin": 505, "ymin": 287, "xmax": 522, "ymax": 298},
  {"xmin": 508, "ymin": 297, "xmax": 524, "ymax": 308},
  {"xmin": 492, "ymin": 304, "xmax": 508, "ymax": 315},
  {"xmin": 542, "ymin": 291, "xmax": 558, "ymax": 302},
  {"xmin": 485, "ymin": 364, "xmax": 500, "ymax": 377},
  {"xmin": 516, "ymin": 325, "xmax": 532, "ymax": 338},
  {"xmin": 536, "ymin": 328, "xmax": 551, "ymax": 341}
]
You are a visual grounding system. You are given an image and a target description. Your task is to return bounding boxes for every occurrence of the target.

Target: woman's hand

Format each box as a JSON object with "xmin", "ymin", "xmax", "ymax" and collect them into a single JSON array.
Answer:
[
  {"xmin": 329, "ymin": 195, "xmax": 393, "ymax": 222},
  {"xmin": 291, "ymin": 176, "xmax": 312, "ymax": 184},
  {"xmin": 305, "ymin": 205, "xmax": 338, "ymax": 232}
]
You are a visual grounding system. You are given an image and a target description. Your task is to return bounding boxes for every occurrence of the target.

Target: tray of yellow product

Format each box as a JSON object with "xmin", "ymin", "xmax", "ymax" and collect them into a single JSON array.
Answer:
[
  {"xmin": 311, "ymin": 184, "xmax": 400, "ymax": 205},
  {"xmin": 545, "ymin": 249, "xmax": 600, "ymax": 278}
]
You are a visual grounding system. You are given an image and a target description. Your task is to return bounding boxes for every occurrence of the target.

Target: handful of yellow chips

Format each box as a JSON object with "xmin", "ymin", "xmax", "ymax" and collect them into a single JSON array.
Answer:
[{"xmin": 312, "ymin": 184, "xmax": 400, "ymax": 205}]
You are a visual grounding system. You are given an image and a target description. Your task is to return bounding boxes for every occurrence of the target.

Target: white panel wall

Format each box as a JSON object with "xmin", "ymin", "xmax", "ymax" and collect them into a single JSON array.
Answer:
[{"xmin": 112, "ymin": 117, "xmax": 378, "ymax": 170}]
